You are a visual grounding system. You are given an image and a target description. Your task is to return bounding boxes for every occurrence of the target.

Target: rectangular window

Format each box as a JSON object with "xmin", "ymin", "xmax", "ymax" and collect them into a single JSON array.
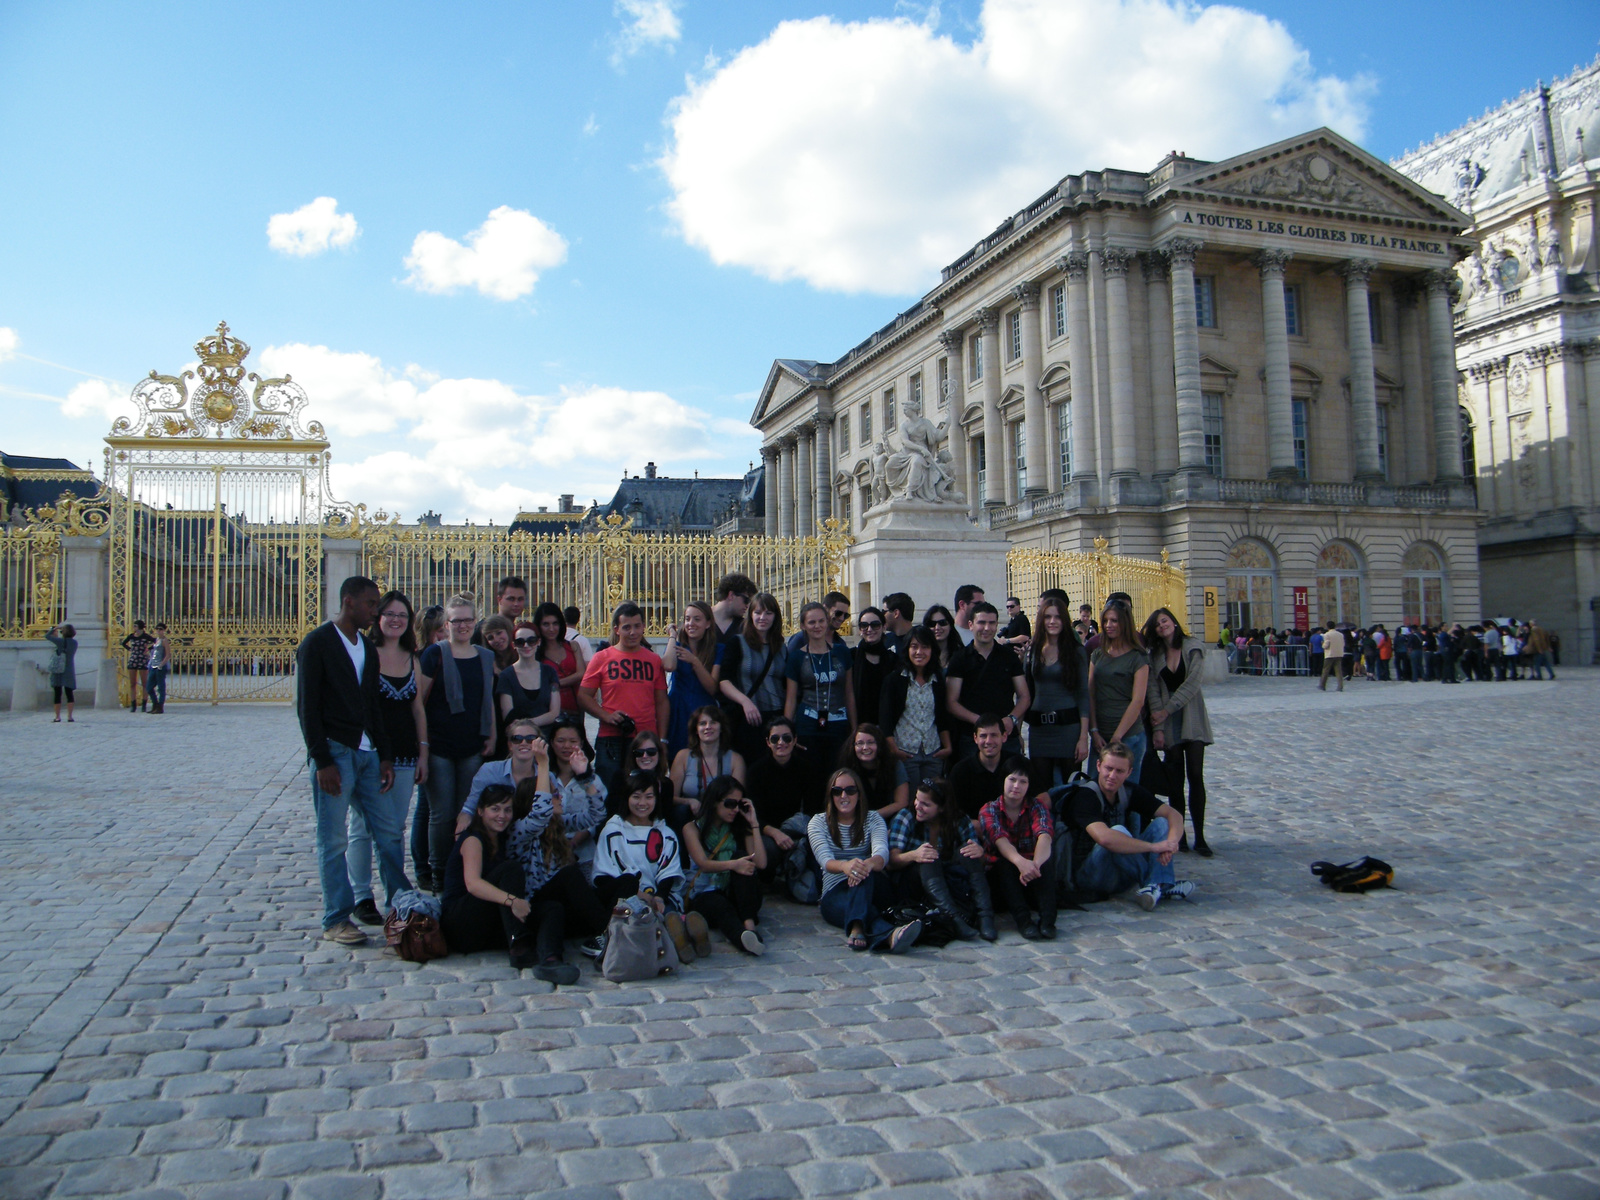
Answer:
[
  {"xmin": 1292, "ymin": 398, "xmax": 1309, "ymax": 479},
  {"xmin": 975, "ymin": 435, "xmax": 987, "ymax": 497},
  {"xmin": 858, "ymin": 484, "xmax": 872, "ymax": 519},
  {"xmin": 1013, "ymin": 423, "xmax": 1027, "ymax": 493},
  {"xmin": 883, "ymin": 386, "xmax": 897, "ymax": 431},
  {"xmin": 1376, "ymin": 404, "xmax": 1390, "ymax": 480},
  {"xmin": 910, "ymin": 372, "xmax": 923, "ymax": 411},
  {"xmin": 1284, "ymin": 284, "xmax": 1302, "ymax": 337},
  {"xmin": 1058, "ymin": 402, "xmax": 1073, "ymax": 485},
  {"xmin": 937, "ymin": 358, "xmax": 949, "ymax": 408},
  {"xmin": 969, "ymin": 332, "xmax": 984, "ymax": 380},
  {"xmin": 1051, "ymin": 283, "xmax": 1066, "ymax": 340},
  {"xmin": 1195, "ymin": 276, "xmax": 1217, "ymax": 328},
  {"xmin": 1202, "ymin": 391, "xmax": 1225, "ymax": 476},
  {"xmin": 839, "ymin": 490, "xmax": 852, "ymax": 530},
  {"xmin": 1007, "ymin": 311, "xmax": 1022, "ymax": 362},
  {"xmin": 859, "ymin": 403, "xmax": 872, "ymax": 443},
  {"xmin": 1368, "ymin": 293, "xmax": 1383, "ymax": 344},
  {"xmin": 837, "ymin": 413, "xmax": 849, "ymax": 453}
]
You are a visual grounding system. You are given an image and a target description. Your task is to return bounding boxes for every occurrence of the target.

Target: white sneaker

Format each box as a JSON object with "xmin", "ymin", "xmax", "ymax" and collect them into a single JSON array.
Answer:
[
  {"xmin": 740, "ymin": 929, "xmax": 766, "ymax": 956},
  {"xmin": 1162, "ymin": 880, "xmax": 1197, "ymax": 902},
  {"xmin": 1136, "ymin": 884, "xmax": 1162, "ymax": 911}
]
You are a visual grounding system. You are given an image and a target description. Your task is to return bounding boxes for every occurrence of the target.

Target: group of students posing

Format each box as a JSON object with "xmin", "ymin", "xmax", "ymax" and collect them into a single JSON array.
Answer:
[{"xmin": 297, "ymin": 573, "xmax": 1213, "ymax": 986}]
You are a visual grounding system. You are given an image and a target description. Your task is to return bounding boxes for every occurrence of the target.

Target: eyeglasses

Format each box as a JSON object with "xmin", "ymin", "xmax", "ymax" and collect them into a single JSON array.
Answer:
[
  {"xmin": 508, "ymin": 734, "xmax": 541, "ymax": 745},
  {"xmin": 830, "ymin": 784, "xmax": 860, "ymax": 797},
  {"xmin": 448, "ymin": 618, "xmax": 474, "ymax": 627},
  {"xmin": 513, "ymin": 636, "xmax": 539, "ymax": 647},
  {"xmin": 768, "ymin": 734, "xmax": 794, "ymax": 745},
  {"xmin": 380, "ymin": 611, "xmax": 409, "ymax": 621},
  {"xmin": 858, "ymin": 620, "xmax": 883, "ymax": 630},
  {"xmin": 635, "ymin": 747, "xmax": 660, "ymax": 759}
]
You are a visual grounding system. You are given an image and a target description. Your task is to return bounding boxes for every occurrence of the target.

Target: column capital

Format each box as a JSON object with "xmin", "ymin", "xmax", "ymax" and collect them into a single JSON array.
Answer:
[
  {"xmin": 1012, "ymin": 281, "xmax": 1041, "ymax": 310},
  {"xmin": 1340, "ymin": 258, "xmax": 1378, "ymax": 286},
  {"xmin": 779, "ymin": 431, "xmax": 799, "ymax": 448},
  {"xmin": 1058, "ymin": 251, "xmax": 1090, "ymax": 281},
  {"xmin": 975, "ymin": 307, "xmax": 1000, "ymax": 331},
  {"xmin": 760, "ymin": 443, "xmax": 779, "ymax": 462},
  {"xmin": 1164, "ymin": 237, "xmax": 1203, "ymax": 268},
  {"xmin": 809, "ymin": 414, "xmax": 831, "ymax": 433},
  {"xmin": 1254, "ymin": 249, "xmax": 1293, "ymax": 278},
  {"xmin": 1140, "ymin": 250, "xmax": 1170, "ymax": 282},
  {"xmin": 1423, "ymin": 268, "xmax": 1456, "ymax": 296},
  {"xmin": 1101, "ymin": 247, "xmax": 1134, "ymax": 278},
  {"xmin": 938, "ymin": 328, "xmax": 965, "ymax": 353}
]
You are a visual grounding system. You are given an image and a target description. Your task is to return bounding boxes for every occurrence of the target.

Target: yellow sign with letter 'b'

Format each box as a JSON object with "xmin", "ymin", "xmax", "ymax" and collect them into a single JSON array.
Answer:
[{"xmin": 1203, "ymin": 586, "xmax": 1220, "ymax": 644}]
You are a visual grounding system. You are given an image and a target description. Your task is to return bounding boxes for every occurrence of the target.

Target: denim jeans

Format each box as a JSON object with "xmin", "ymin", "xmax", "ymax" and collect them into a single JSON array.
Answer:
[
  {"xmin": 348, "ymin": 765, "xmax": 415, "ymax": 904},
  {"xmin": 146, "ymin": 667, "xmax": 168, "ymax": 707},
  {"xmin": 1093, "ymin": 727, "xmax": 1148, "ymax": 785},
  {"xmin": 426, "ymin": 754, "xmax": 482, "ymax": 879},
  {"xmin": 901, "ymin": 752, "xmax": 945, "ymax": 789},
  {"xmin": 1528, "ymin": 652, "xmax": 1556, "ymax": 680},
  {"xmin": 819, "ymin": 873, "xmax": 896, "ymax": 949},
  {"xmin": 1074, "ymin": 812, "xmax": 1175, "ymax": 897},
  {"xmin": 311, "ymin": 740, "xmax": 409, "ymax": 929}
]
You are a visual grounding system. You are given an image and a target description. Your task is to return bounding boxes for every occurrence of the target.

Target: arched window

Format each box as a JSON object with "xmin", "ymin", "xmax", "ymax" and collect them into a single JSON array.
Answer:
[
  {"xmin": 1401, "ymin": 543, "xmax": 1447, "ymax": 627},
  {"xmin": 1316, "ymin": 541, "xmax": 1365, "ymax": 627},
  {"xmin": 1459, "ymin": 406, "xmax": 1476, "ymax": 480},
  {"xmin": 1224, "ymin": 539, "xmax": 1278, "ymax": 630}
]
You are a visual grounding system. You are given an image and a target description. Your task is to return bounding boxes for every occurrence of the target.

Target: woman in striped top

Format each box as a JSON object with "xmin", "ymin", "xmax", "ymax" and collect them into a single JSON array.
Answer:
[{"xmin": 807, "ymin": 768, "xmax": 921, "ymax": 954}]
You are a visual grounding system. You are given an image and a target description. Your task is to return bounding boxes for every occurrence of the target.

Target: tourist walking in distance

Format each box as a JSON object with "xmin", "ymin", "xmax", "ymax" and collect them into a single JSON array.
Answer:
[
  {"xmin": 45, "ymin": 623, "xmax": 77, "ymax": 723},
  {"xmin": 296, "ymin": 576, "xmax": 406, "ymax": 947},
  {"xmin": 1319, "ymin": 624, "xmax": 1346, "ymax": 691},
  {"xmin": 1143, "ymin": 607, "xmax": 1214, "ymax": 857}
]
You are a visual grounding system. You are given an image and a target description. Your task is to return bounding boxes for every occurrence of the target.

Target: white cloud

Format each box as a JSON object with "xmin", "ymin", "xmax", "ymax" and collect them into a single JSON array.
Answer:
[
  {"xmin": 267, "ymin": 197, "xmax": 360, "ymax": 257},
  {"xmin": 61, "ymin": 378, "xmax": 131, "ymax": 422},
  {"xmin": 661, "ymin": 0, "xmax": 1371, "ymax": 293},
  {"xmin": 614, "ymin": 0, "xmax": 682, "ymax": 62},
  {"xmin": 0, "ymin": 327, "xmax": 17, "ymax": 362},
  {"xmin": 403, "ymin": 206, "xmax": 569, "ymax": 301},
  {"xmin": 262, "ymin": 342, "xmax": 756, "ymax": 522}
]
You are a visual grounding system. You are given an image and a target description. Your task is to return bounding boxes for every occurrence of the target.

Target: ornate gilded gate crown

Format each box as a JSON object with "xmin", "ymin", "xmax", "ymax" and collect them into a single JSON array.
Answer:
[{"xmin": 110, "ymin": 320, "xmax": 326, "ymax": 443}]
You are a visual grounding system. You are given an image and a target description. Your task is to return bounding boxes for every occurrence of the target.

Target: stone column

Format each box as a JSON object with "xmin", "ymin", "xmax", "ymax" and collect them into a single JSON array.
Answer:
[
  {"xmin": 1394, "ymin": 279, "xmax": 1432, "ymax": 482},
  {"xmin": 1343, "ymin": 259, "xmax": 1384, "ymax": 481},
  {"xmin": 1143, "ymin": 251, "xmax": 1178, "ymax": 476},
  {"xmin": 1167, "ymin": 238, "xmax": 1206, "ymax": 473},
  {"xmin": 812, "ymin": 416, "xmax": 832, "ymax": 525},
  {"xmin": 777, "ymin": 437, "xmax": 795, "ymax": 538},
  {"xmin": 762, "ymin": 447, "xmax": 779, "ymax": 537},
  {"xmin": 966, "ymin": 435, "xmax": 982, "ymax": 522},
  {"xmin": 1060, "ymin": 252, "xmax": 1097, "ymax": 487},
  {"xmin": 1256, "ymin": 250, "xmax": 1297, "ymax": 476},
  {"xmin": 977, "ymin": 309, "xmax": 1004, "ymax": 507},
  {"xmin": 938, "ymin": 329, "xmax": 970, "ymax": 507},
  {"xmin": 794, "ymin": 428, "xmax": 814, "ymax": 536},
  {"xmin": 1425, "ymin": 269, "xmax": 1465, "ymax": 482},
  {"xmin": 1103, "ymin": 247, "xmax": 1138, "ymax": 479},
  {"xmin": 1014, "ymin": 282, "xmax": 1048, "ymax": 495}
]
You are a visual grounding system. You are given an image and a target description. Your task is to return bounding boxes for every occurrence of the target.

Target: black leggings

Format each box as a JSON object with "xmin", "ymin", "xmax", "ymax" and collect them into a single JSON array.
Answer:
[
  {"xmin": 441, "ymin": 859, "xmax": 530, "ymax": 958},
  {"xmin": 989, "ymin": 858, "xmax": 1056, "ymax": 930},
  {"xmin": 53, "ymin": 686, "xmax": 74, "ymax": 704},
  {"xmin": 688, "ymin": 872, "xmax": 763, "ymax": 948},
  {"xmin": 531, "ymin": 863, "xmax": 609, "ymax": 954},
  {"xmin": 1160, "ymin": 742, "xmax": 1207, "ymax": 842}
]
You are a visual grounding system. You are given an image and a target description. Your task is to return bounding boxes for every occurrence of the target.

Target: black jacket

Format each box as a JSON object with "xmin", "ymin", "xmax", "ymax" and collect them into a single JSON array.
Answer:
[
  {"xmin": 297, "ymin": 622, "xmax": 392, "ymax": 769},
  {"xmin": 877, "ymin": 666, "xmax": 950, "ymax": 745}
]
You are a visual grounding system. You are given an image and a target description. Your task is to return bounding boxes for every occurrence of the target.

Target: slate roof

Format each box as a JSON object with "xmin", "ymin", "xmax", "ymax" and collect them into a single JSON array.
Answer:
[
  {"xmin": 1, "ymin": 452, "xmax": 100, "ymax": 521},
  {"xmin": 594, "ymin": 466, "xmax": 764, "ymax": 531}
]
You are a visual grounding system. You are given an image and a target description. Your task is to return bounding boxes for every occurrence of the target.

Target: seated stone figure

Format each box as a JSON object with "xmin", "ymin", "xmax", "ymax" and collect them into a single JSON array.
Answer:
[{"xmin": 1059, "ymin": 742, "xmax": 1196, "ymax": 911}]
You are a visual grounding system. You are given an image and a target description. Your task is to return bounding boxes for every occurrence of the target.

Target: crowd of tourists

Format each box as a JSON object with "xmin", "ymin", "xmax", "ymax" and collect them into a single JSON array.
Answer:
[
  {"xmin": 297, "ymin": 573, "xmax": 1214, "ymax": 983},
  {"xmin": 1221, "ymin": 618, "xmax": 1559, "ymax": 687}
]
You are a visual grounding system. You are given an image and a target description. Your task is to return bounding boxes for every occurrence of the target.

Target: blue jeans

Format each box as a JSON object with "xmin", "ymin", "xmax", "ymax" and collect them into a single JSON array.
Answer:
[
  {"xmin": 1528, "ymin": 653, "xmax": 1555, "ymax": 680},
  {"xmin": 348, "ymin": 764, "xmax": 415, "ymax": 904},
  {"xmin": 1074, "ymin": 812, "xmax": 1175, "ymax": 897},
  {"xmin": 425, "ymin": 754, "xmax": 482, "ymax": 878},
  {"xmin": 819, "ymin": 872, "xmax": 895, "ymax": 949},
  {"xmin": 901, "ymin": 753, "xmax": 945, "ymax": 789},
  {"xmin": 1094, "ymin": 727, "xmax": 1148, "ymax": 785},
  {"xmin": 147, "ymin": 667, "xmax": 168, "ymax": 706},
  {"xmin": 312, "ymin": 740, "xmax": 409, "ymax": 929},
  {"xmin": 410, "ymin": 785, "xmax": 430, "ymax": 879}
]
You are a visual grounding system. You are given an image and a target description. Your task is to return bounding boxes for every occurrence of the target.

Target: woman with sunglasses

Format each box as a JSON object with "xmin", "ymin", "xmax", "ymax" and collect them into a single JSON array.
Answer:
[
  {"xmin": 922, "ymin": 604, "xmax": 959, "ymax": 671},
  {"xmin": 719, "ymin": 591, "xmax": 787, "ymax": 763},
  {"xmin": 608, "ymin": 730, "xmax": 672, "ymax": 819},
  {"xmin": 497, "ymin": 620, "xmax": 560, "ymax": 737},
  {"xmin": 682, "ymin": 775, "xmax": 768, "ymax": 955},
  {"xmin": 745, "ymin": 715, "xmax": 821, "ymax": 893},
  {"xmin": 532, "ymin": 602, "xmax": 585, "ymax": 720},
  {"xmin": 851, "ymin": 607, "xmax": 894, "ymax": 727},
  {"xmin": 347, "ymin": 591, "xmax": 430, "ymax": 921},
  {"xmin": 807, "ymin": 768, "xmax": 921, "ymax": 953}
]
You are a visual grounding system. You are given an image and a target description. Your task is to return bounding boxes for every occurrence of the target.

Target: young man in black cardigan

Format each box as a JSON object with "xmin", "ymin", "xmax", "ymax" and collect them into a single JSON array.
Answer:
[{"xmin": 297, "ymin": 576, "xmax": 406, "ymax": 946}]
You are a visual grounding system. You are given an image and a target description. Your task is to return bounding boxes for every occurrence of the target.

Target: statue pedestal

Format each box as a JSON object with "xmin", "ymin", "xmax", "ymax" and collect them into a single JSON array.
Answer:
[{"xmin": 847, "ymin": 501, "xmax": 1010, "ymax": 614}]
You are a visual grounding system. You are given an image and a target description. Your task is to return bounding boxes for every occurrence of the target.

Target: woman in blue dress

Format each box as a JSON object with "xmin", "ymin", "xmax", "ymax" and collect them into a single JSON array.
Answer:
[{"xmin": 662, "ymin": 600, "xmax": 723, "ymax": 759}]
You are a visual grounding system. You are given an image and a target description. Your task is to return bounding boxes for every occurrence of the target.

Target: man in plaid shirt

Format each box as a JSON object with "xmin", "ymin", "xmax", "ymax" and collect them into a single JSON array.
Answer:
[{"xmin": 977, "ymin": 756, "xmax": 1057, "ymax": 940}]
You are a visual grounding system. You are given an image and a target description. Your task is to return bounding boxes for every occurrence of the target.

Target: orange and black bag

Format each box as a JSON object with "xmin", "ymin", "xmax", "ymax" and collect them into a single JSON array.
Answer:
[{"xmin": 1310, "ymin": 857, "xmax": 1394, "ymax": 893}]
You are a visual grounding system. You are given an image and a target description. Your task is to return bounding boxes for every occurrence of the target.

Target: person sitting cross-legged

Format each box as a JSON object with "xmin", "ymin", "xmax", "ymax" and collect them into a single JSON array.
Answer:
[
  {"xmin": 1061, "ymin": 741, "xmax": 1196, "ymax": 911},
  {"xmin": 887, "ymin": 779, "xmax": 996, "ymax": 941}
]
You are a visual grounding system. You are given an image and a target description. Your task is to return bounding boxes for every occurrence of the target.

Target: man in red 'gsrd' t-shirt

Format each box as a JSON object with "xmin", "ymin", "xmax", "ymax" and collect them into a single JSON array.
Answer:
[{"xmin": 579, "ymin": 601, "xmax": 670, "ymax": 784}]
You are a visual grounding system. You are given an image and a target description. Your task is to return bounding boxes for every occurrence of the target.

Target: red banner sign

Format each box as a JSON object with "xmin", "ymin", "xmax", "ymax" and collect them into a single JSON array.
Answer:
[{"xmin": 1292, "ymin": 586, "xmax": 1309, "ymax": 632}]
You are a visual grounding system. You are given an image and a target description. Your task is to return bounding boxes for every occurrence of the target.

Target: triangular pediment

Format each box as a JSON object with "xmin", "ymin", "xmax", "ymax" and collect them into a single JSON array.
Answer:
[
  {"xmin": 1159, "ymin": 129, "xmax": 1468, "ymax": 228},
  {"xmin": 751, "ymin": 359, "xmax": 823, "ymax": 426}
]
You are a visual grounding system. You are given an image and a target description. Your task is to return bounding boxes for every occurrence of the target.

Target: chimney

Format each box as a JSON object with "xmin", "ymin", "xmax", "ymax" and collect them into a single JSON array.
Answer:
[
  {"xmin": 538, "ymin": 506, "xmax": 548, "ymax": 513},
  {"xmin": 645, "ymin": 462, "xmax": 657, "ymax": 479},
  {"xmin": 559, "ymin": 493, "xmax": 574, "ymax": 513}
]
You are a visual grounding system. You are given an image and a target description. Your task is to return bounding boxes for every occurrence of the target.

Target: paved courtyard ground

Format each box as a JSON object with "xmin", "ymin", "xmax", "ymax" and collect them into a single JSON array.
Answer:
[{"xmin": 0, "ymin": 669, "xmax": 1596, "ymax": 1199}]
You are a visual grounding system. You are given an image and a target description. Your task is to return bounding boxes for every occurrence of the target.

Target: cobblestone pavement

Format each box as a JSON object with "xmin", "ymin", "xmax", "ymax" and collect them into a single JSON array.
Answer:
[{"xmin": 1, "ymin": 670, "xmax": 1596, "ymax": 1200}]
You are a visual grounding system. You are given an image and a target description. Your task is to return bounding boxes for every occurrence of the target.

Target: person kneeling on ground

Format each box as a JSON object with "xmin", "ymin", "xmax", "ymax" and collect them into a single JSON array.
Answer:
[
  {"xmin": 1061, "ymin": 741, "xmax": 1195, "ymax": 911},
  {"xmin": 808, "ymin": 768, "xmax": 921, "ymax": 953},
  {"xmin": 593, "ymin": 771, "xmax": 709, "ymax": 961},
  {"xmin": 888, "ymin": 779, "xmax": 996, "ymax": 941},
  {"xmin": 682, "ymin": 775, "xmax": 768, "ymax": 955},
  {"xmin": 978, "ymin": 757, "xmax": 1057, "ymax": 940},
  {"xmin": 440, "ymin": 784, "xmax": 578, "ymax": 984}
]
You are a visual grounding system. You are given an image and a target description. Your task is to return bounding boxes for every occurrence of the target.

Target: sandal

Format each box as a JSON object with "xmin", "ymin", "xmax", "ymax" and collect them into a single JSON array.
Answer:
[{"xmin": 846, "ymin": 932, "xmax": 869, "ymax": 951}]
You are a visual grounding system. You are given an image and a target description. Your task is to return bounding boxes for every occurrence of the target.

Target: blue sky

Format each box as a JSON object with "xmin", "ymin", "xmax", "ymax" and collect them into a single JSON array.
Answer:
[{"xmin": 2, "ymin": 0, "xmax": 1596, "ymax": 521}]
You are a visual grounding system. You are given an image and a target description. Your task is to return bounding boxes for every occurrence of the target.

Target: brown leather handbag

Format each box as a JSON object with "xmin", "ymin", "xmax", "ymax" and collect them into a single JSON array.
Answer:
[{"xmin": 384, "ymin": 910, "xmax": 449, "ymax": 963}]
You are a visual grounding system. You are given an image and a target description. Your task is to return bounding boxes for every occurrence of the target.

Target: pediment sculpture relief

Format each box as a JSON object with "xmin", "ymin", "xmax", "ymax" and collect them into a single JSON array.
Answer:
[{"xmin": 1213, "ymin": 152, "xmax": 1406, "ymax": 216}]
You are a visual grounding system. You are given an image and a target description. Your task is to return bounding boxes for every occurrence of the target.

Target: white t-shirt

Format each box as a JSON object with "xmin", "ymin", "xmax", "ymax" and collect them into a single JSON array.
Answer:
[{"xmin": 335, "ymin": 625, "xmax": 375, "ymax": 752}]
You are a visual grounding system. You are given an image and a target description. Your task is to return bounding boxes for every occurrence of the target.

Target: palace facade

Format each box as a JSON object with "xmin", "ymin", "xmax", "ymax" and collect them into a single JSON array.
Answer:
[
  {"xmin": 1394, "ymin": 57, "xmax": 1600, "ymax": 661},
  {"xmin": 752, "ymin": 128, "xmax": 1482, "ymax": 633}
]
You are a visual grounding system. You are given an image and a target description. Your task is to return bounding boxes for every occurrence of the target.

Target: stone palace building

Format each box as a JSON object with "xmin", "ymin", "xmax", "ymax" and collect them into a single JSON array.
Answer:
[
  {"xmin": 752, "ymin": 128, "xmax": 1482, "ymax": 634},
  {"xmin": 1394, "ymin": 57, "xmax": 1600, "ymax": 662}
]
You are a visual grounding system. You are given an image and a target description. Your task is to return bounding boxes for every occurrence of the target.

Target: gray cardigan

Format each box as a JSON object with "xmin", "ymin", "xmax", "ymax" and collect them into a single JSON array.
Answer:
[
  {"xmin": 1146, "ymin": 637, "xmax": 1213, "ymax": 747},
  {"xmin": 45, "ymin": 633, "xmax": 77, "ymax": 690}
]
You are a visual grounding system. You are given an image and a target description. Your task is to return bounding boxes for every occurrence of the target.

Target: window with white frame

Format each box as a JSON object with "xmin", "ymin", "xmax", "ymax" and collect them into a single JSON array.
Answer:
[
  {"xmin": 969, "ymin": 331, "xmax": 984, "ymax": 380},
  {"xmin": 974, "ymin": 435, "xmax": 987, "ymax": 497},
  {"xmin": 1202, "ymin": 391, "xmax": 1225, "ymax": 476},
  {"xmin": 1284, "ymin": 284, "xmax": 1302, "ymax": 337},
  {"xmin": 858, "ymin": 484, "xmax": 872, "ymax": 518},
  {"xmin": 859, "ymin": 402, "xmax": 872, "ymax": 443},
  {"xmin": 937, "ymin": 358, "xmax": 949, "ymax": 408},
  {"xmin": 883, "ymin": 386, "xmax": 897, "ymax": 431},
  {"xmin": 1195, "ymin": 276, "xmax": 1217, "ymax": 328},
  {"xmin": 1057, "ymin": 402, "xmax": 1072, "ymax": 485},
  {"xmin": 838, "ymin": 489, "xmax": 852, "ymax": 531},
  {"xmin": 1013, "ymin": 423, "xmax": 1027, "ymax": 493},
  {"xmin": 837, "ymin": 413, "xmax": 849, "ymax": 453},
  {"xmin": 1050, "ymin": 283, "xmax": 1066, "ymax": 340},
  {"xmin": 1006, "ymin": 311, "xmax": 1022, "ymax": 362},
  {"xmin": 1376, "ymin": 404, "xmax": 1390, "ymax": 480},
  {"xmin": 910, "ymin": 372, "xmax": 922, "ymax": 411},
  {"xmin": 1292, "ymin": 398, "xmax": 1309, "ymax": 479}
]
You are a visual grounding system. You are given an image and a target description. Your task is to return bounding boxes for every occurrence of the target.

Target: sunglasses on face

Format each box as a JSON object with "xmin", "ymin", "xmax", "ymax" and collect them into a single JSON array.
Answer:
[
  {"xmin": 858, "ymin": 620, "xmax": 883, "ymax": 630},
  {"xmin": 508, "ymin": 734, "xmax": 541, "ymax": 745},
  {"xmin": 830, "ymin": 784, "xmax": 859, "ymax": 797},
  {"xmin": 768, "ymin": 734, "xmax": 794, "ymax": 745},
  {"xmin": 928, "ymin": 618, "xmax": 950, "ymax": 627},
  {"xmin": 718, "ymin": 797, "xmax": 741, "ymax": 809},
  {"xmin": 830, "ymin": 610, "xmax": 849, "ymax": 621},
  {"xmin": 635, "ymin": 747, "xmax": 660, "ymax": 759},
  {"xmin": 513, "ymin": 636, "xmax": 539, "ymax": 647}
]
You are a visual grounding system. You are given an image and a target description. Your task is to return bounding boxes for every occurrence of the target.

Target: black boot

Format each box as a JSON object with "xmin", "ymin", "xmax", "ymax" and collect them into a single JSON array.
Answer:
[{"xmin": 919, "ymin": 862, "xmax": 979, "ymax": 941}]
